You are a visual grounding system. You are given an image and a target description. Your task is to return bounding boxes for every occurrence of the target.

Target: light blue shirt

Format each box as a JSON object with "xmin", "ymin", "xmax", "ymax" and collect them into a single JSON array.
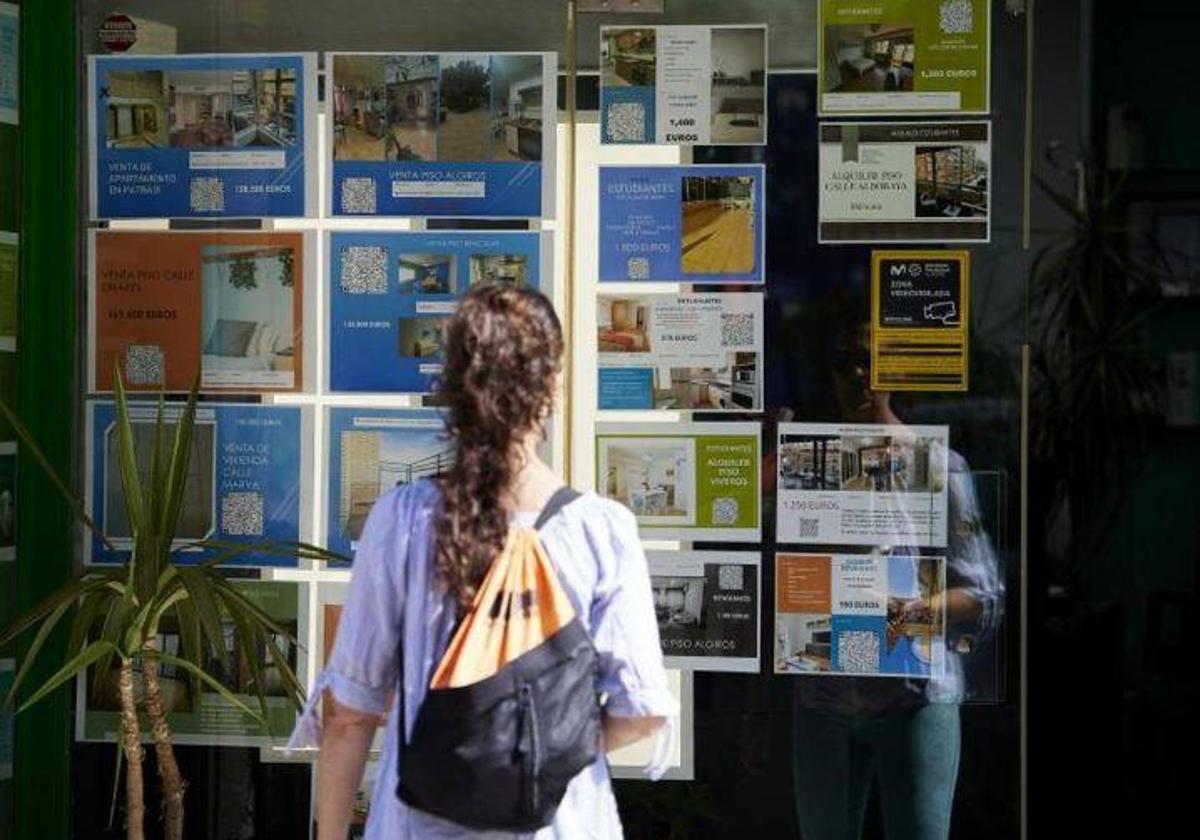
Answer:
[{"xmin": 290, "ymin": 480, "xmax": 677, "ymax": 839}]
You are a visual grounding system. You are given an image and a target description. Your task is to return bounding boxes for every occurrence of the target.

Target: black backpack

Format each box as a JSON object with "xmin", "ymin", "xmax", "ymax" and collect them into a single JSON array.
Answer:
[{"xmin": 396, "ymin": 487, "xmax": 603, "ymax": 831}]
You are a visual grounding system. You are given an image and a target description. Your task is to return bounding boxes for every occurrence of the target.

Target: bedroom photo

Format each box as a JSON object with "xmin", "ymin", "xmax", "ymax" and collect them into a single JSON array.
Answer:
[
  {"xmin": 824, "ymin": 23, "xmax": 916, "ymax": 95},
  {"xmin": 200, "ymin": 244, "xmax": 299, "ymax": 389},
  {"xmin": 597, "ymin": 297, "xmax": 651, "ymax": 353}
]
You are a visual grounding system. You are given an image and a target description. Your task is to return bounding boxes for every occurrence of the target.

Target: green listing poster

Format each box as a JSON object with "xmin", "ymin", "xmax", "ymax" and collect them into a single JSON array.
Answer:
[
  {"xmin": 595, "ymin": 421, "xmax": 761, "ymax": 542},
  {"xmin": 819, "ymin": 0, "xmax": 990, "ymax": 115},
  {"xmin": 0, "ymin": 441, "xmax": 13, "ymax": 562},
  {"xmin": 79, "ymin": 581, "xmax": 300, "ymax": 747},
  {"xmin": 0, "ymin": 233, "xmax": 15, "ymax": 353}
]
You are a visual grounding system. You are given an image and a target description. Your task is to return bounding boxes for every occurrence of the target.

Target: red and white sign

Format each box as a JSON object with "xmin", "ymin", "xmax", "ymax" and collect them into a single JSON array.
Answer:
[{"xmin": 98, "ymin": 14, "xmax": 137, "ymax": 53}]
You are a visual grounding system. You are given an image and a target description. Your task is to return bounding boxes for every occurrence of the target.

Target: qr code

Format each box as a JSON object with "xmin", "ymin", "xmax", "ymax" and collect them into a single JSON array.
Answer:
[
  {"xmin": 939, "ymin": 0, "xmax": 974, "ymax": 34},
  {"xmin": 221, "ymin": 492, "xmax": 264, "ymax": 536},
  {"xmin": 718, "ymin": 565, "xmax": 744, "ymax": 591},
  {"xmin": 627, "ymin": 256, "xmax": 650, "ymax": 280},
  {"xmin": 341, "ymin": 177, "xmax": 377, "ymax": 214},
  {"xmin": 124, "ymin": 344, "xmax": 164, "ymax": 386},
  {"xmin": 339, "ymin": 246, "xmax": 388, "ymax": 293},
  {"xmin": 838, "ymin": 630, "xmax": 880, "ymax": 673},
  {"xmin": 721, "ymin": 312, "xmax": 755, "ymax": 347},
  {"xmin": 189, "ymin": 178, "xmax": 225, "ymax": 213},
  {"xmin": 796, "ymin": 518, "xmax": 820, "ymax": 539},
  {"xmin": 607, "ymin": 102, "xmax": 647, "ymax": 143},
  {"xmin": 712, "ymin": 497, "xmax": 739, "ymax": 525}
]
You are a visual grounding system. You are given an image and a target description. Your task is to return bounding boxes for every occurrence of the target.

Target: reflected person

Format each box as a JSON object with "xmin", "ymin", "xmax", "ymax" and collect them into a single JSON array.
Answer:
[{"xmin": 791, "ymin": 323, "xmax": 1003, "ymax": 840}]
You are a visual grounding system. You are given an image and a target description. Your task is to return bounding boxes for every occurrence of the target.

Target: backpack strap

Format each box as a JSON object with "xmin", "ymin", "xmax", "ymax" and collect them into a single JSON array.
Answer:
[{"xmin": 534, "ymin": 486, "xmax": 581, "ymax": 531}]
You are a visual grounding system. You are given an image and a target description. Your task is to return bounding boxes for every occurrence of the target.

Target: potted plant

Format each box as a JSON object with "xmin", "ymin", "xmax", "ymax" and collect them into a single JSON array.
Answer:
[{"xmin": 0, "ymin": 370, "xmax": 344, "ymax": 840}]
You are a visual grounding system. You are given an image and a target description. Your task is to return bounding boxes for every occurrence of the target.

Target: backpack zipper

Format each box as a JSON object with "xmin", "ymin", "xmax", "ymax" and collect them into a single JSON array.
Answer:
[{"xmin": 517, "ymin": 683, "xmax": 541, "ymax": 818}]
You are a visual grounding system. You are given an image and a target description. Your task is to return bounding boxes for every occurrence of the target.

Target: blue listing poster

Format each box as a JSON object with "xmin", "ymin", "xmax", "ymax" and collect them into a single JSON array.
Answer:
[
  {"xmin": 599, "ymin": 165, "xmax": 765, "ymax": 284},
  {"xmin": 0, "ymin": 3, "xmax": 17, "ymax": 125},
  {"xmin": 88, "ymin": 53, "xmax": 317, "ymax": 219},
  {"xmin": 327, "ymin": 230, "xmax": 549, "ymax": 393},
  {"xmin": 86, "ymin": 401, "xmax": 311, "ymax": 567},
  {"xmin": 325, "ymin": 408, "xmax": 450, "ymax": 560},
  {"xmin": 328, "ymin": 52, "xmax": 555, "ymax": 218}
]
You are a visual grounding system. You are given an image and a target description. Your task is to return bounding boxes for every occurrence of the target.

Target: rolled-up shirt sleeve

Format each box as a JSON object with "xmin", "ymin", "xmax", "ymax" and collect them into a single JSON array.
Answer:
[
  {"xmin": 947, "ymin": 458, "xmax": 1004, "ymax": 641},
  {"xmin": 288, "ymin": 487, "xmax": 408, "ymax": 749},
  {"xmin": 586, "ymin": 504, "xmax": 678, "ymax": 720}
]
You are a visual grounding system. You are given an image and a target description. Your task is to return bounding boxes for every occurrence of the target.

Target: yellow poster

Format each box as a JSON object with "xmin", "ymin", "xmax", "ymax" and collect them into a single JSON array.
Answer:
[{"xmin": 871, "ymin": 250, "xmax": 969, "ymax": 391}]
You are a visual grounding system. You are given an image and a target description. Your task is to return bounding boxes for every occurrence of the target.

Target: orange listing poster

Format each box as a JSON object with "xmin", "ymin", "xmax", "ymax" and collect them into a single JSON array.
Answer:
[{"xmin": 92, "ymin": 231, "xmax": 307, "ymax": 393}]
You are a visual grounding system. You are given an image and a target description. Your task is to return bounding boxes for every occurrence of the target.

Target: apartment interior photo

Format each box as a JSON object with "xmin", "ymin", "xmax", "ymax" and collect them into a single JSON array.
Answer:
[
  {"xmin": 604, "ymin": 443, "xmax": 691, "ymax": 518},
  {"xmin": 824, "ymin": 23, "xmax": 916, "ymax": 94},
  {"xmin": 597, "ymin": 297, "xmax": 651, "ymax": 352}
]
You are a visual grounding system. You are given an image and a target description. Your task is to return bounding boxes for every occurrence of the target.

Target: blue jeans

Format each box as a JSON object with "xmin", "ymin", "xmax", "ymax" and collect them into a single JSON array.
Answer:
[{"xmin": 792, "ymin": 702, "xmax": 961, "ymax": 840}]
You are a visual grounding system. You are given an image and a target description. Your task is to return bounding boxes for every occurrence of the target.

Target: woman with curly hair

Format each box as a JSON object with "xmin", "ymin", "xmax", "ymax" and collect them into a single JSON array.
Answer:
[{"xmin": 292, "ymin": 284, "xmax": 675, "ymax": 839}]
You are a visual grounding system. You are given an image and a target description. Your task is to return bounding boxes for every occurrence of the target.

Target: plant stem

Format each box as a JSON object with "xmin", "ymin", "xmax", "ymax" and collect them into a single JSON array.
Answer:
[
  {"xmin": 118, "ymin": 659, "xmax": 146, "ymax": 840},
  {"xmin": 142, "ymin": 643, "xmax": 186, "ymax": 840}
]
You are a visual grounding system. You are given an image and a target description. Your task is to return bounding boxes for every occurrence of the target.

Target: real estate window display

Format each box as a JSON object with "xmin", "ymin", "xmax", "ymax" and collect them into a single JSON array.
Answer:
[{"xmin": 49, "ymin": 2, "xmax": 1022, "ymax": 838}]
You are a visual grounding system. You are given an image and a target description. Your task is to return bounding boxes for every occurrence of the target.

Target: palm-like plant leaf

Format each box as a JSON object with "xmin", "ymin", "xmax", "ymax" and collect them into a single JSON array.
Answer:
[
  {"xmin": 152, "ymin": 652, "xmax": 266, "ymax": 726},
  {"xmin": 18, "ymin": 640, "xmax": 118, "ymax": 714}
]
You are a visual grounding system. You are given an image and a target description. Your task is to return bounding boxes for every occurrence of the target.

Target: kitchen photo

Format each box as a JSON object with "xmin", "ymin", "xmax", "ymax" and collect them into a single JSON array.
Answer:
[
  {"xmin": 600, "ymin": 437, "xmax": 695, "ymax": 523},
  {"xmin": 653, "ymin": 352, "xmax": 758, "ymax": 410},
  {"xmin": 680, "ymin": 175, "xmax": 757, "ymax": 275},
  {"xmin": 468, "ymin": 253, "xmax": 528, "ymax": 287},
  {"xmin": 601, "ymin": 28, "xmax": 657, "ymax": 88},
  {"xmin": 710, "ymin": 27, "xmax": 766, "ymax": 144},
  {"xmin": 166, "ymin": 67, "xmax": 297, "ymax": 148},
  {"xmin": 488, "ymin": 55, "xmax": 543, "ymax": 162}
]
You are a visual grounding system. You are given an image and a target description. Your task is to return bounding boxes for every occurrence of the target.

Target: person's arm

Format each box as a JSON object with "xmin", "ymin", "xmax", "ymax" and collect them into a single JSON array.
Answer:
[
  {"xmin": 603, "ymin": 713, "xmax": 666, "ymax": 753},
  {"xmin": 587, "ymin": 503, "xmax": 679, "ymax": 772},
  {"xmin": 316, "ymin": 694, "xmax": 377, "ymax": 840}
]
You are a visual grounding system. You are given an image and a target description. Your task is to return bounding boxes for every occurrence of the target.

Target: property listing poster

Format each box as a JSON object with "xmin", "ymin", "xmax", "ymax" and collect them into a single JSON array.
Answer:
[
  {"xmin": 776, "ymin": 422, "xmax": 949, "ymax": 548},
  {"xmin": 0, "ymin": 3, "xmax": 16, "ymax": 125},
  {"xmin": 818, "ymin": 0, "xmax": 990, "ymax": 115},
  {"xmin": 89, "ymin": 53, "xmax": 317, "ymax": 219},
  {"xmin": 609, "ymin": 669, "xmax": 693, "ymax": 781},
  {"xmin": 596, "ymin": 292, "xmax": 763, "ymax": 411},
  {"xmin": 85, "ymin": 402, "xmax": 311, "ymax": 567},
  {"xmin": 77, "ymin": 581, "xmax": 300, "ymax": 747},
  {"xmin": 871, "ymin": 250, "xmax": 970, "ymax": 391},
  {"xmin": 0, "ymin": 440, "xmax": 13, "ymax": 562},
  {"xmin": 0, "ymin": 231, "xmax": 15, "ymax": 352},
  {"xmin": 600, "ymin": 25, "xmax": 767, "ymax": 146},
  {"xmin": 775, "ymin": 553, "xmax": 947, "ymax": 678},
  {"xmin": 650, "ymin": 551, "xmax": 760, "ymax": 673},
  {"xmin": 328, "ymin": 230, "xmax": 549, "ymax": 393},
  {"xmin": 90, "ymin": 231, "xmax": 312, "ymax": 393},
  {"xmin": 599, "ymin": 165, "xmax": 765, "ymax": 284},
  {"xmin": 595, "ymin": 421, "xmax": 761, "ymax": 542},
  {"xmin": 819, "ymin": 122, "xmax": 991, "ymax": 243},
  {"xmin": 328, "ymin": 52, "xmax": 556, "ymax": 218},
  {"xmin": 0, "ymin": 658, "xmax": 12, "ymax": 780},
  {"xmin": 325, "ymin": 408, "xmax": 450, "ymax": 559}
]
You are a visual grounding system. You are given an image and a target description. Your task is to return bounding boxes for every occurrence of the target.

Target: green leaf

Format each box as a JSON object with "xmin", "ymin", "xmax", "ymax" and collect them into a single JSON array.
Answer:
[
  {"xmin": 159, "ymin": 374, "xmax": 200, "ymax": 550},
  {"xmin": 0, "ymin": 399, "xmax": 117, "ymax": 549},
  {"xmin": 173, "ymin": 567, "xmax": 231, "ymax": 673},
  {"xmin": 154, "ymin": 652, "xmax": 267, "ymax": 727},
  {"xmin": 146, "ymin": 394, "xmax": 167, "ymax": 542},
  {"xmin": 173, "ymin": 595, "xmax": 205, "ymax": 703},
  {"xmin": 18, "ymin": 640, "xmax": 118, "ymax": 714},
  {"xmin": 91, "ymin": 587, "xmax": 136, "ymax": 696},
  {"xmin": 223, "ymin": 606, "xmax": 272, "ymax": 728},
  {"xmin": 0, "ymin": 574, "xmax": 113, "ymax": 652},
  {"xmin": 112, "ymin": 364, "xmax": 147, "ymax": 541},
  {"xmin": 67, "ymin": 587, "xmax": 116, "ymax": 665},
  {"xmin": 2, "ymin": 598, "xmax": 75, "ymax": 711}
]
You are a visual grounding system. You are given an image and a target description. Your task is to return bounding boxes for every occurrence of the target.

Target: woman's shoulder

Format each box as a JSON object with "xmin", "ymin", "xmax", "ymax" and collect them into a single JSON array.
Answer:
[
  {"xmin": 365, "ymin": 478, "xmax": 441, "ymax": 530},
  {"xmin": 547, "ymin": 490, "xmax": 640, "ymax": 544}
]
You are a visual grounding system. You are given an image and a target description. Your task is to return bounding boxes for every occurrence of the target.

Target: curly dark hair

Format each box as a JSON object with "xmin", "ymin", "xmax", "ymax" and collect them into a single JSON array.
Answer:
[{"xmin": 434, "ymin": 283, "xmax": 564, "ymax": 608}]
